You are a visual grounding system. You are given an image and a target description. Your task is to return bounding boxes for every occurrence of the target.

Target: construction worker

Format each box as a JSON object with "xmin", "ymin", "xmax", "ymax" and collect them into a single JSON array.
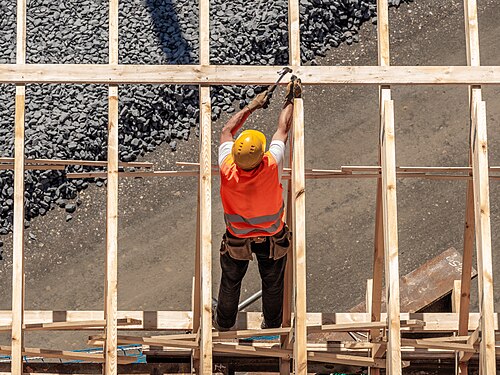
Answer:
[{"xmin": 214, "ymin": 77, "xmax": 302, "ymax": 331}]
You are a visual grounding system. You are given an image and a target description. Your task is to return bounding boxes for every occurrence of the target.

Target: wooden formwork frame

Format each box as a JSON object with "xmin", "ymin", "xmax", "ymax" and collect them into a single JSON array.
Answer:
[{"xmin": 1, "ymin": 0, "xmax": 499, "ymax": 374}]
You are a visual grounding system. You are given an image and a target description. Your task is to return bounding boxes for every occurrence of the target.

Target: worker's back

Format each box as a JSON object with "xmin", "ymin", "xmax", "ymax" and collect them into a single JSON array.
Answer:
[{"xmin": 220, "ymin": 152, "xmax": 284, "ymax": 238}]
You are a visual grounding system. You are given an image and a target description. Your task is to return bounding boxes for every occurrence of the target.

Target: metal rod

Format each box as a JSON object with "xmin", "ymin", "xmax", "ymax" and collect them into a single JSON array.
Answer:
[{"xmin": 238, "ymin": 290, "xmax": 263, "ymax": 311}]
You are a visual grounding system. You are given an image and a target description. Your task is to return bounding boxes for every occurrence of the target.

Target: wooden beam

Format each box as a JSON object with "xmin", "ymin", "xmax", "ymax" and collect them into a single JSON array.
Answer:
[
  {"xmin": 0, "ymin": 157, "xmax": 152, "ymax": 168},
  {"xmin": 0, "ymin": 346, "xmax": 136, "ymax": 364},
  {"xmin": 459, "ymin": 1, "xmax": 483, "ymax": 374},
  {"xmin": 291, "ymin": 97, "xmax": 307, "ymax": 375},
  {"xmin": 459, "ymin": 326, "xmax": 480, "ymax": 362},
  {"xmin": 198, "ymin": 0, "xmax": 212, "ymax": 372},
  {"xmin": 2, "ymin": 65, "xmax": 500, "ymax": 85},
  {"xmin": 11, "ymin": 0, "xmax": 26, "ymax": 373},
  {"xmin": 65, "ymin": 169, "xmax": 500, "ymax": 181},
  {"xmin": 0, "ymin": 318, "xmax": 141, "ymax": 332},
  {"xmin": 452, "ymin": 280, "xmax": 461, "ymax": 314},
  {"xmin": 288, "ymin": 0, "xmax": 306, "ymax": 373},
  {"xmin": 104, "ymin": 0, "xmax": 119, "ymax": 373},
  {"xmin": 380, "ymin": 99, "xmax": 402, "ymax": 374},
  {"xmin": 371, "ymin": 184, "xmax": 384, "ymax": 341},
  {"xmin": 2, "ymin": 311, "xmax": 500, "ymax": 332},
  {"xmin": 376, "ymin": 0, "xmax": 401, "ymax": 373},
  {"xmin": 401, "ymin": 339, "xmax": 476, "ymax": 353},
  {"xmin": 0, "ymin": 165, "xmax": 65, "ymax": 171},
  {"xmin": 470, "ymin": 100, "xmax": 496, "ymax": 373}
]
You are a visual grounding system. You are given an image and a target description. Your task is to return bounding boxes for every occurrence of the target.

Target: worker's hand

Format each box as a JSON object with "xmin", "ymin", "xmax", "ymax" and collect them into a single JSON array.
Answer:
[
  {"xmin": 284, "ymin": 80, "xmax": 294, "ymax": 104},
  {"xmin": 246, "ymin": 90, "xmax": 272, "ymax": 113},
  {"xmin": 284, "ymin": 75, "xmax": 297, "ymax": 104}
]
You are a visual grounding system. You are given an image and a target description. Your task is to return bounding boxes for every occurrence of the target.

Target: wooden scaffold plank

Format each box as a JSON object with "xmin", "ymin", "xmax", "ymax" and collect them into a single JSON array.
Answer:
[
  {"xmin": 288, "ymin": 3, "xmax": 307, "ymax": 373},
  {"xmin": 470, "ymin": 100, "xmax": 496, "ymax": 373},
  {"xmin": 104, "ymin": 0, "xmax": 119, "ymax": 373},
  {"xmin": 0, "ymin": 310, "xmax": 498, "ymax": 332},
  {"xmin": 458, "ymin": 0, "xmax": 484, "ymax": 374},
  {"xmin": 380, "ymin": 99, "xmax": 402, "ymax": 374},
  {"xmin": 280, "ymin": 1, "xmax": 302, "ymax": 374},
  {"xmin": 197, "ymin": 0, "xmax": 212, "ymax": 373},
  {"xmin": 2, "ymin": 64, "xmax": 500, "ymax": 85},
  {"xmin": 10, "ymin": 0, "xmax": 27, "ymax": 374},
  {"xmin": 370, "ymin": 1, "xmax": 391, "ymax": 373},
  {"xmin": 292, "ymin": 98, "xmax": 307, "ymax": 374}
]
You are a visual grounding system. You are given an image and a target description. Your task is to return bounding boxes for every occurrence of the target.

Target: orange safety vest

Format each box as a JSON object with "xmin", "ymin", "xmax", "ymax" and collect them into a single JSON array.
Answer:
[{"xmin": 220, "ymin": 152, "xmax": 284, "ymax": 238}]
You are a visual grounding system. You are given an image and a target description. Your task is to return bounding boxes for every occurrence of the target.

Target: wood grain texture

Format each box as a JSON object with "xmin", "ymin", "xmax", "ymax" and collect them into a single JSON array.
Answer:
[
  {"xmin": 470, "ymin": 101, "xmax": 496, "ymax": 373},
  {"xmin": 198, "ymin": 85, "xmax": 212, "ymax": 374},
  {"xmin": 291, "ymin": 98, "xmax": 307, "ymax": 375},
  {"xmin": 381, "ymin": 100, "xmax": 402, "ymax": 374},
  {"xmin": 0, "ymin": 310, "xmax": 498, "ymax": 331},
  {"xmin": 11, "ymin": 0, "xmax": 26, "ymax": 373},
  {"xmin": 104, "ymin": 88, "xmax": 119, "ymax": 375},
  {"xmin": 2, "ymin": 65, "xmax": 500, "ymax": 85},
  {"xmin": 0, "ymin": 346, "xmax": 136, "ymax": 364},
  {"xmin": 104, "ymin": 0, "xmax": 119, "ymax": 373}
]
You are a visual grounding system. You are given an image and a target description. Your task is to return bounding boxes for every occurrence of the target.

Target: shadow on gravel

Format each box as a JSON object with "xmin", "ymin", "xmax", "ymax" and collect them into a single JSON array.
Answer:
[{"xmin": 0, "ymin": 0, "xmax": 414, "ymax": 242}]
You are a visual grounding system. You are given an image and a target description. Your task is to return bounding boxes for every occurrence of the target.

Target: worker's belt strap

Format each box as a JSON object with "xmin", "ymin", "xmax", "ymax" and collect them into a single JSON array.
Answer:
[
  {"xmin": 220, "ymin": 225, "xmax": 291, "ymax": 261},
  {"xmin": 224, "ymin": 203, "xmax": 284, "ymax": 225}
]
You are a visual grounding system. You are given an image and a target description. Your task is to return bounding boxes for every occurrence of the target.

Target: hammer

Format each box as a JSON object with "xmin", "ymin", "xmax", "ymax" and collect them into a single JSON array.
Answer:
[{"xmin": 267, "ymin": 66, "xmax": 293, "ymax": 95}]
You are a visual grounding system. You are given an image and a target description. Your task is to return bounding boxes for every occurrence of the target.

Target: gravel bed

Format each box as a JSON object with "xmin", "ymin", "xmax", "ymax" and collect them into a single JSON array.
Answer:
[{"xmin": 0, "ymin": 0, "xmax": 412, "ymax": 244}]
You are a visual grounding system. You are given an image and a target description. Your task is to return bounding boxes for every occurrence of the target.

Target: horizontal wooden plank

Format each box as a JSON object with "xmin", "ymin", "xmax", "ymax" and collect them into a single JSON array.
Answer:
[
  {"xmin": 0, "ymin": 157, "xmax": 152, "ymax": 168},
  {"xmin": 401, "ymin": 338, "xmax": 476, "ymax": 353},
  {"xmin": 0, "ymin": 318, "xmax": 141, "ymax": 331},
  {"xmin": 0, "ymin": 165, "xmax": 65, "ymax": 171},
  {"xmin": 0, "ymin": 311, "xmax": 496, "ymax": 332},
  {"xmin": 0, "ymin": 345, "xmax": 136, "ymax": 364},
  {"xmin": 2, "ymin": 65, "xmax": 500, "ymax": 85}
]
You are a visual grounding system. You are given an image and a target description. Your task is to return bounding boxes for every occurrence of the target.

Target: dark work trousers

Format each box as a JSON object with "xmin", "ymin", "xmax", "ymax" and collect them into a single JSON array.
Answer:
[{"xmin": 216, "ymin": 232, "xmax": 287, "ymax": 329}]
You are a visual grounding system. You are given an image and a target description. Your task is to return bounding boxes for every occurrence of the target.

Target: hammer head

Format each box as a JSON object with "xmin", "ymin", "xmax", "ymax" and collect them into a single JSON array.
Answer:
[{"xmin": 277, "ymin": 67, "xmax": 293, "ymax": 76}]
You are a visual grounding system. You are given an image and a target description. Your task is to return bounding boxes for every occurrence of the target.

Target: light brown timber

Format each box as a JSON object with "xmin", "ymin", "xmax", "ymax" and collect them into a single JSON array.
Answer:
[
  {"xmin": 470, "ymin": 101, "xmax": 496, "ymax": 373},
  {"xmin": 291, "ymin": 97, "xmax": 307, "ymax": 375},
  {"xmin": 381, "ymin": 99, "xmax": 402, "ymax": 373},
  {"xmin": 0, "ymin": 346, "xmax": 136, "ymax": 364},
  {"xmin": 459, "ymin": 1, "xmax": 483, "ymax": 373},
  {"xmin": 104, "ymin": 0, "xmax": 119, "ymax": 373},
  {"xmin": 11, "ymin": 0, "xmax": 27, "ymax": 373},
  {"xmin": 2, "ymin": 65, "xmax": 500, "ymax": 85}
]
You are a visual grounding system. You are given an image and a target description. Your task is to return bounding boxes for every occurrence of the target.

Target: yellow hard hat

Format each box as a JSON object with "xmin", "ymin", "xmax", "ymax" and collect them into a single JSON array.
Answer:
[{"xmin": 232, "ymin": 130, "xmax": 267, "ymax": 170}]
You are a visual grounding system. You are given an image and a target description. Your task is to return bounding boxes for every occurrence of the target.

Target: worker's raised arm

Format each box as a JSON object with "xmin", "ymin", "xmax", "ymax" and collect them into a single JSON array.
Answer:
[
  {"xmin": 220, "ymin": 107, "xmax": 251, "ymax": 143},
  {"xmin": 272, "ymin": 78, "xmax": 301, "ymax": 144},
  {"xmin": 272, "ymin": 102, "xmax": 293, "ymax": 144},
  {"xmin": 220, "ymin": 90, "xmax": 272, "ymax": 144}
]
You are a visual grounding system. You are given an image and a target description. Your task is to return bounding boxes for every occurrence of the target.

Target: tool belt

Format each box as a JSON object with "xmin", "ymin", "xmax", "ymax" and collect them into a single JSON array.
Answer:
[{"xmin": 220, "ymin": 225, "xmax": 292, "ymax": 261}]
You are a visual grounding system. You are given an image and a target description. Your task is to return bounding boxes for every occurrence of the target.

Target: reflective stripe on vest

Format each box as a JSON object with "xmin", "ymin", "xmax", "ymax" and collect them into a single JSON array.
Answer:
[
  {"xmin": 224, "ymin": 203, "xmax": 284, "ymax": 226},
  {"xmin": 226, "ymin": 215, "xmax": 283, "ymax": 236}
]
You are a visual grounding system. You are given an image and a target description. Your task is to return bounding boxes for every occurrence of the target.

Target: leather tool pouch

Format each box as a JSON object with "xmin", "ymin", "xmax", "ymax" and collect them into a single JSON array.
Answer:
[
  {"xmin": 220, "ymin": 234, "xmax": 253, "ymax": 261},
  {"xmin": 270, "ymin": 226, "xmax": 292, "ymax": 260}
]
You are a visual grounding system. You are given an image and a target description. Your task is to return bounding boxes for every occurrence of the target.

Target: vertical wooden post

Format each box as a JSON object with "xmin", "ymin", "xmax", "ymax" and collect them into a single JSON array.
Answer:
[
  {"xmin": 380, "ymin": 100, "xmax": 402, "ymax": 374},
  {"xmin": 291, "ymin": 97, "xmax": 307, "ymax": 375},
  {"xmin": 452, "ymin": 280, "xmax": 461, "ymax": 313},
  {"xmin": 287, "ymin": 0, "xmax": 307, "ymax": 374},
  {"xmin": 459, "ymin": 1, "xmax": 495, "ymax": 373},
  {"xmin": 470, "ymin": 101, "xmax": 496, "ymax": 373},
  {"xmin": 198, "ymin": 0, "xmax": 212, "ymax": 373},
  {"xmin": 370, "ymin": 1, "xmax": 392, "ymax": 373},
  {"xmin": 104, "ymin": 0, "xmax": 119, "ymax": 374},
  {"xmin": 458, "ymin": 3, "xmax": 481, "ymax": 361},
  {"xmin": 280, "ymin": 176, "xmax": 293, "ymax": 375},
  {"xmin": 11, "ymin": 0, "xmax": 26, "ymax": 374}
]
